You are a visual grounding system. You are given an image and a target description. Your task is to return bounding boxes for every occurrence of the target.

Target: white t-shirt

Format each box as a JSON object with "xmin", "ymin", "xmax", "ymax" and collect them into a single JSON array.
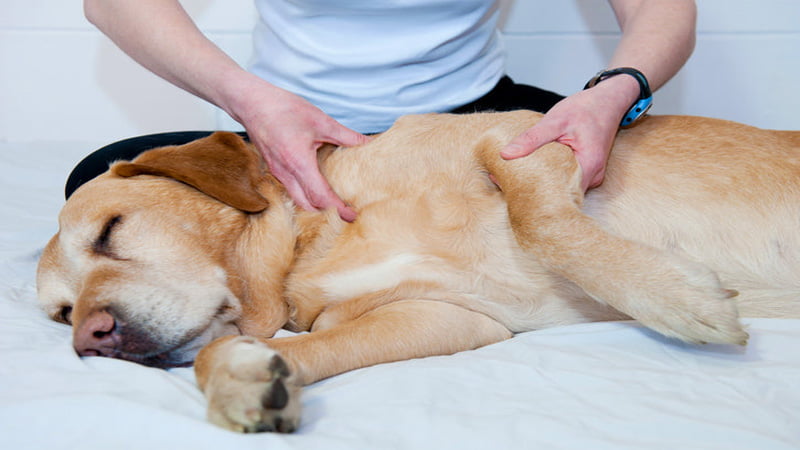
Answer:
[{"xmin": 249, "ymin": 0, "xmax": 505, "ymax": 133}]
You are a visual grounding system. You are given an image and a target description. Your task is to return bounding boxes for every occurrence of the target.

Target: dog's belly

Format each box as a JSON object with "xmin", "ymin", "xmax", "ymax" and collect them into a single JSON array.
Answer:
[
  {"xmin": 293, "ymin": 192, "xmax": 627, "ymax": 334},
  {"xmin": 305, "ymin": 178, "xmax": 800, "ymax": 331},
  {"xmin": 312, "ymin": 246, "xmax": 626, "ymax": 333}
]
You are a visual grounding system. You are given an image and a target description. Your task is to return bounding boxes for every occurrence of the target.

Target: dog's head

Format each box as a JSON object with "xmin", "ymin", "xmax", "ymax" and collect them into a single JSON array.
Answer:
[{"xmin": 37, "ymin": 132, "xmax": 295, "ymax": 368}]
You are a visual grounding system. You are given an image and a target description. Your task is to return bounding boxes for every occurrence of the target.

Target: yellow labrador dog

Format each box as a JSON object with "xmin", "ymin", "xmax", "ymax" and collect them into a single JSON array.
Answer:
[{"xmin": 37, "ymin": 111, "xmax": 800, "ymax": 432}]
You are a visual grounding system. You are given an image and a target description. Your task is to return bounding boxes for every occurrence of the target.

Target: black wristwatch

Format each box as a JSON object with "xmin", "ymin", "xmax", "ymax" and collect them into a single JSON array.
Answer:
[{"xmin": 584, "ymin": 67, "xmax": 653, "ymax": 127}]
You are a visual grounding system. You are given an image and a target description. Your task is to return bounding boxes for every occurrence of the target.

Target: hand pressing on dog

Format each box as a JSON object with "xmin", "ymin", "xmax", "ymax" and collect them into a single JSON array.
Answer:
[
  {"xmin": 83, "ymin": 0, "xmax": 370, "ymax": 222},
  {"xmin": 227, "ymin": 75, "xmax": 371, "ymax": 222},
  {"xmin": 499, "ymin": 0, "xmax": 697, "ymax": 192},
  {"xmin": 500, "ymin": 74, "xmax": 639, "ymax": 192}
]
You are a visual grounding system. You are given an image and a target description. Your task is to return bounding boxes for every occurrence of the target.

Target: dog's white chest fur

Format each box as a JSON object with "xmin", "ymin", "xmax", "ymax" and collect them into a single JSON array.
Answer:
[{"xmin": 319, "ymin": 253, "xmax": 438, "ymax": 300}]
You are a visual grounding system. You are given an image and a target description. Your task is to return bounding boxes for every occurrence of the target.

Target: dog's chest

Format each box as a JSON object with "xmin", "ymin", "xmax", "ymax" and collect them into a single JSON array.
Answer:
[{"xmin": 283, "ymin": 193, "xmax": 595, "ymax": 333}]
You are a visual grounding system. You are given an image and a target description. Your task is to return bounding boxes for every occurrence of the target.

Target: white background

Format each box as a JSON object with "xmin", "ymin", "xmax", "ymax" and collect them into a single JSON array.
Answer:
[{"xmin": 1, "ymin": 0, "xmax": 798, "ymax": 143}]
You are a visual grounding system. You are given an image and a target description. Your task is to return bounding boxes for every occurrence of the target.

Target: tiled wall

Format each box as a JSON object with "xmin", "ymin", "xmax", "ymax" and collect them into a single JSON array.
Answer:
[{"xmin": 1, "ymin": 1, "xmax": 798, "ymax": 143}]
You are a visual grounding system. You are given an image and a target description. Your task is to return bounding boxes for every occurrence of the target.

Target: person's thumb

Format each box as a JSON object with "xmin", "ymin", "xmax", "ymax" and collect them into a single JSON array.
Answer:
[
  {"xmin": 326, "ymin": 122, "xmax": 373, "ymax": 148},
  {"xmin": 501, "ymin": 122, "xmax": 562, "ymax": 160}
]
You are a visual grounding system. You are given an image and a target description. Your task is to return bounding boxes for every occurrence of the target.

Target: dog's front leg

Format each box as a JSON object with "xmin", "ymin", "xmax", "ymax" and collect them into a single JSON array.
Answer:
[
  {"xmin": 194, "ymin": 300, "xmax": 511, "ymax": 433},
  {"xmin": 476, "ymin": 134, "xmax": 747, "ymax": 345}
]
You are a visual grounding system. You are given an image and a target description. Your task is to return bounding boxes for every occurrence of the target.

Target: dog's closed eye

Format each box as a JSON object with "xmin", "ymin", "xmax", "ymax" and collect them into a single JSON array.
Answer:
[{"xmin": 92, "ymin": 215, "xmax": 123, "ymax": 258}]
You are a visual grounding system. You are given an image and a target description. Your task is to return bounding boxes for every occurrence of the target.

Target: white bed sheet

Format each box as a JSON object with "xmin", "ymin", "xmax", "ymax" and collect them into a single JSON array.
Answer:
[{"xmin": 1, "ymin": 141, "xmax": 798, "ymax": 450}]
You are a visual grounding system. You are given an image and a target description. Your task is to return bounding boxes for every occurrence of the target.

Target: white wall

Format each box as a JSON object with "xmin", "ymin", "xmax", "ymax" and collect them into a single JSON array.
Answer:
[
  {"xmin": 502, "ymin": 0, "xmax": 800, "ymax": 131},
  {"xmin": 1, "ymin": 1, "xmax": 798, "ymax": 144}
]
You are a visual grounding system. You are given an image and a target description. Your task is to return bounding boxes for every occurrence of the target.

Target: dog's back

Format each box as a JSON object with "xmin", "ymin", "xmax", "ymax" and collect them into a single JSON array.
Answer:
[{"xmin": 291, "ymin": 111, "xmax": 800, "ymax": 330}]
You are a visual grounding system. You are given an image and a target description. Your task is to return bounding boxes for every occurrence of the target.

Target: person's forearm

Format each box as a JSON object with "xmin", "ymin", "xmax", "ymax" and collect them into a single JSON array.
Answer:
[
  {"xmin": 85, "ymin": 0, "xmax": 369, "ymax": 220},
  {"xmin": 84, "ymin": 0, "xmax": 259, "ymax": 118},
  {"xmin": 507, "ymin": 1, "xmax": 696, "ymax": 192},
  {"xmin": 608, "ymin": 0, "xmax": 697, "ymax": 91}
]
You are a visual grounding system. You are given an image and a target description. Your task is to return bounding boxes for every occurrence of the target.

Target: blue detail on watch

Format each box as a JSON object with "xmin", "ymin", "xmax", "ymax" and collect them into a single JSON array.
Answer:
[{"xmin": 621, "ymin": 96, "xmax": 653, "ymax": 127}]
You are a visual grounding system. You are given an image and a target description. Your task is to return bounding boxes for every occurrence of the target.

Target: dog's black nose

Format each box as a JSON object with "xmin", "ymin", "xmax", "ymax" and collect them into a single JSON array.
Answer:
[{"xmin": 73, "ymin": 309, "xmax": 119, "ymax": 357}]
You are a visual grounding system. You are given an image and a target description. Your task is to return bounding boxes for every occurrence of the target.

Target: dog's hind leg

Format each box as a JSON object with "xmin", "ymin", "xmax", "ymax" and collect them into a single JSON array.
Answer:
[
  {"xmin": 473, "ymin": 132, "xmax": 747, "ymax": 345},
  {"xmin": 195, "ymin": 300, "xmax": 511, "ymax": 433}
]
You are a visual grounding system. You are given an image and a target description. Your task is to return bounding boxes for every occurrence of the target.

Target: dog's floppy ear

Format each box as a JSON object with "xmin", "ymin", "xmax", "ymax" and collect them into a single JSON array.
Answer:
[{"xmin": 111, "ymin": 132, "xmax": 271, "ymax": 213}]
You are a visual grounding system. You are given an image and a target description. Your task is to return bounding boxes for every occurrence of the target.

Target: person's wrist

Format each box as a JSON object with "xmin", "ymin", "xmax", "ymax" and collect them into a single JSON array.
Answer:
[
  {"xmin": 215, "ymin": 69, "xmax": 275, "ymax": 126},
  {"xmin": 588, "ymin": 74, "xmax": 640, "ymax": 116},
  {"xmin": 584, "ymin": 68, "xmax": 653, "ymax": 127}
]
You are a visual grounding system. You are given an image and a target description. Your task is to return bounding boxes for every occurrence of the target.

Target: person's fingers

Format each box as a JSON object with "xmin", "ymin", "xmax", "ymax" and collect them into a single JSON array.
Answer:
[
  {"xmin": 297, "ymin": 161, "xmax": 356, "ymax": 221},
  {"xmin": 499, "ymin": 119, "xmax": 608, "ymax": 192},
  {"xmin": 280, "ymin": 148, "xmax": 357, "ymax": 222},
  {"xmin": 500, "ymin": 120, "xmax": 564, "ymax": 160},
  {"xmin": 573, "ymin": 148, "xmax": 606, "ymax": 192},
  {"xmin": 243, "ymin": 98, "xmax": 364, "ymax": 221},
  {"xmin": 264, "ymin": 156, "xmax": 316, "ymax": 211}
]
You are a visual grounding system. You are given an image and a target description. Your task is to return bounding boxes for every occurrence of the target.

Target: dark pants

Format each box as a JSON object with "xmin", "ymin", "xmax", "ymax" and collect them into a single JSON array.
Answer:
[{"xmin": 64, "ymin": 76, "xmax": 564, "ymax": 199}]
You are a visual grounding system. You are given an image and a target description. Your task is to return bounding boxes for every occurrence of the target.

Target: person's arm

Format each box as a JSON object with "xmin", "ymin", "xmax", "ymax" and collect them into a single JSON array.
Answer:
[
  {"xmin": 501, "ymin": 0, "xmax": 697, "ymax": 192},
  {"xmin": 84, "ymin": 0, "xmax": 369, "ymax": 221}
]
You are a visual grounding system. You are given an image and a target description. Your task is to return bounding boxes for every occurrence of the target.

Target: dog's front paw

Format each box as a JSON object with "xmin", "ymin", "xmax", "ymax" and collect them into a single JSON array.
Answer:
[
  {"xmin": 633, "ymin": 258, "xmax": 748, "ymax": 345},
  {"xmin": 204, "ymin": 336, "xmax": 301, "ymax": 433}
]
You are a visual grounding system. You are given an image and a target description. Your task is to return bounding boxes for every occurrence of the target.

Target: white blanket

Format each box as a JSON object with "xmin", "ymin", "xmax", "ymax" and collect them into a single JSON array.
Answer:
[{"xmin": 1, "ymin": 141, "xmax": 798, "ymax": 449}]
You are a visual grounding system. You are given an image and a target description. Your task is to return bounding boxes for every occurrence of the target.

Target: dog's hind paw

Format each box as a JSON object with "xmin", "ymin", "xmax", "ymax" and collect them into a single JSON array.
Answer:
[
  {"xmin": 204, "ymin": 336, "xmax": 301, "ymax": 433},
  {"xmin": 648, "ymin": 298, "xmax": 749, "ymax": 346},
  {"xmin": 632, "ymin": 259, "xmax": 749, "ymax": 346}
]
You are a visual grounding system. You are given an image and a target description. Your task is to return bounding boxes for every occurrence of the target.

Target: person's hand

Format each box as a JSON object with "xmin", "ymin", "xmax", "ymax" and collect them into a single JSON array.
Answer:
[
  {"xmin": 500, "ymin": 75, "xmax": 639, "ymax": 192},
  {"xmin": 230, "ymin": 78, "xmax": 371, "ymax": 222},
  {"xmin": 83, "ymin": 0, "xmax": 373, "ymax": 221}
]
